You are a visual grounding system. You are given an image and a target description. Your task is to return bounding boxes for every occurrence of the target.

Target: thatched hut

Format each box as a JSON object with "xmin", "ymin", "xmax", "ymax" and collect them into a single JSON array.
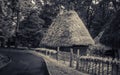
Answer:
[
  {"xmin": 100, "ymin": 10, "xmax": 120, "ymax": 59},
  {"xmin": 41, "ymin": 10, "xmax": 94, "ymax": 55}
]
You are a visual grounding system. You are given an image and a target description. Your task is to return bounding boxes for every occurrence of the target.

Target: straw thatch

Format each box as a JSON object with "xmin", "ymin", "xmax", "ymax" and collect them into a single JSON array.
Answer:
[
  {"xmin": 100, "ymin": 10, "xmax": 120, "ymax": 49},
  {"xmin": 41, "ymin": 10, "xmax": 94, "ymax": 47}
]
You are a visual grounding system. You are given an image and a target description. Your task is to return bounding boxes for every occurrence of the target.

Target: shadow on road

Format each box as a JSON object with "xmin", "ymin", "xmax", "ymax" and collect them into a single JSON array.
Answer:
[{"xmin": 0, "ymin": 50, "xmax": 50, "ymax": 75}]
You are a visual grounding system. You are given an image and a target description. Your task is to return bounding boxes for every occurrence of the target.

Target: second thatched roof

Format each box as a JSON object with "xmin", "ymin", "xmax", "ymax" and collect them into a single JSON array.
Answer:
[{"xmin": 41, "ymin": 10, "xmax": 94, "ymax": 47}]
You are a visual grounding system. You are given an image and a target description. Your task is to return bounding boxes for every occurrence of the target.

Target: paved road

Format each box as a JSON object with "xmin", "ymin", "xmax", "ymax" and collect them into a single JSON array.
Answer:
[{"xmin": 0, "ymin": 50, "xmax": 50, "ymax": 75}]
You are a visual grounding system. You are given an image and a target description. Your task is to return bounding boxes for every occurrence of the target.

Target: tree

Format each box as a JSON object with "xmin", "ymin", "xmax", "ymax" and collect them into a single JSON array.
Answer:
[
  {"xmin": 19, "ymin": 11, "xmax": 45, "ymax": 47},
  {"xmin": 0, "ymin": 0, "xmax": 14, "ymax": 38}
]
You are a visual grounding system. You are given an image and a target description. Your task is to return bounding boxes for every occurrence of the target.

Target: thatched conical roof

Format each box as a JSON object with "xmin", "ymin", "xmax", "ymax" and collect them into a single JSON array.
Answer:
[
  {"xmin": 100, "ymin": 10, "xmax": 120, "ymax": 49},
  {"xmin": 41, "ymin": 10, "xmax": 94, "ymax": 47}
]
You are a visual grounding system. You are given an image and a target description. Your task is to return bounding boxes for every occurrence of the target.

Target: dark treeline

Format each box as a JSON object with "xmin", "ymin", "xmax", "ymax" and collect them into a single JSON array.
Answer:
[{"xmin": 0, "ymin": 0, "xmax": 120, "ymax": 47}]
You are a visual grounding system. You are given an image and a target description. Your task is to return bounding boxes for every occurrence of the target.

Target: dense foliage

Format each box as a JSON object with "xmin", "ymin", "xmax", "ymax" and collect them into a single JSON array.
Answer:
[{"xmin": 0, "ymin": 0, "xmax": 120, "ymax": 47}]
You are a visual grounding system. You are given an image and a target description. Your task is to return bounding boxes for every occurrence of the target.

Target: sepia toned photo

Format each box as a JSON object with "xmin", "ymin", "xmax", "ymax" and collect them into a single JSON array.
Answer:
[{"xmin": 0, "ymin": 0, "xmax": 120, "ymax": 75}]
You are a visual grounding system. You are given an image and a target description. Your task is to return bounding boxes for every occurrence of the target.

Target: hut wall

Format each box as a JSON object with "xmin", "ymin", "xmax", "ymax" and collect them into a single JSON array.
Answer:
[
  {"xmin": 72, "ymin": 45, "xmax": 88, "ymax": 56},
  {"xmin": 60, "ymin": 45, "xmax": 88, "ymax": 56}
]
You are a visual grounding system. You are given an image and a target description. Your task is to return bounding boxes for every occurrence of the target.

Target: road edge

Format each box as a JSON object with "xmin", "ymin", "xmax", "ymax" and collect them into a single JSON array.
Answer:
[
  {"xmin": 29, "ymin": 51, "xmax": 52, "ymax": 75},
  {"xmin": 0, "ymin": 57, "xmax": 11, "ymax": 70}
]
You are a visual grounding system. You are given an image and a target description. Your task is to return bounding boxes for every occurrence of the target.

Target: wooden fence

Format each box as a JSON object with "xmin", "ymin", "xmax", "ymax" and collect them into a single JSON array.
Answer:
[
  {"xmin": 35, "ymin": 48, "xmax": 120, "ymax": 75},
  {"xmin": 78, "ymin": 56, "xmax": 120, "ymax": 75}
]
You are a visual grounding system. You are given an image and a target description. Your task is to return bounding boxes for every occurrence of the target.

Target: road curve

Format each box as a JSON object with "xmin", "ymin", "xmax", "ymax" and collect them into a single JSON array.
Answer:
[{"xmin": 0, "ymin": 50, "xmax": 50, "ymax": 75}]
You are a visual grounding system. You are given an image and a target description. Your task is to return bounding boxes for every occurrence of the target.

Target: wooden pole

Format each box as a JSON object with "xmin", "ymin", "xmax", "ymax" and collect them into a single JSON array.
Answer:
[
  {"xmin": 118, "ymin": 49, "xmax": 120, "ymax": 75},
  {"xmin": 49, "ymin": 51, "xmax": 51, "ymax": 56},
  {"xmin": 76, "ymin": 49, "xmax": 80, "ymax": 70},
  {"xmin": 45, "ymin": 50, "xmax": 48, "ymax": 56},
  {"xmin": 98, "ymin": 60, "xmax": 101, "ymax": 75},
  {"xmin": 118, "ymin": 49, "xmax": 120, "ymax": 59},
  {"xmin": 91, "ymin": 59, "xmax": 94, "ymax": 75},
  {"xmin": 56, "ymin": 47, "xmax": 60, "ymax": 61},
  {"xmin": 106, "ymin": 60, "xmax": 109, "ymax": 75},
  {"xmin": 112, "ymin": 48, "xmax": 119, "ymax": 75},
  {"xmin": 112, "ymin": 61, "xmax": 118, "ymax": 75},
  {"xmin": 94, "ymin": 59, "xmax": 97, "ymax": 75},
  {"xmin": 102, "ymin": 61, "xmax": 104, "ymax": 75},
  {"xmin": 70, "ymin": 48, "xmax": 73, "ymax": 67}
]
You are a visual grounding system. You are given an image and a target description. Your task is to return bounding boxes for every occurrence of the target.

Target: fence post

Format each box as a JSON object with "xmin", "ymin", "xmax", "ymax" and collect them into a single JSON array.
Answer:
[
  {"xmin": 112, "ymin": 59, "xmax": 119, "ymax": 75},
  {"xmin": 70, "ymin": 48, "xmax": 74, "ymax": 67},
  {"xmin": 56, "ymin": 47, "xmax": 60, "ymax": 61},
  {"xmin": 81, "ymin": 59, "xmax": 84, "ymax": 71},
  {"xmin": 79, "ymin": 58, "xmax": 82, "ymax": 71},
  {"xmin": 45, "ymin": 50, "xmax": 48, "ymax": 56},
  {"xmin": 106, "ymin": 60, "xmax": 109, "ymax": 75},
  {"xmin": 76, "ymin": 49, "xmax": 80, "ymax": 70},
  {"xmin": 90, "ymin": 59, "xmax": 92, "ymax": 74},
  {"xmin": 49, "ymin": 51, "xmax": 51, "ymax": 56},
  {"xmin": 118, "ymin": 49, "xmax": 120, "ymax": 75},
  {"xmin": 116, "ymin": 62, "xmax": 119, "ymax": 75},
  {"xmin": 102, "ymin": 61, "xmax": 104, "ymax": 75},
  {"xmin": 87, "ymin": 59, "xmax": 90, "ymax": 73},
  {"xmin": 84, "ymin": 58, "xmax": 87, "ymax": 72},
  {"xmin": 98, "ymin": 60, "xmax": 101, "ymax": 75},
  {"xmin": 91, "ymin": 59, "xmax": 94, "ymax": 75},
  {"xmin": 111, "ymin": 60, "xmax": 114, "ymax": 75},
  {"xmin": 94, "ymin": 59, "xmax": 97, "ymax": 75},
  {"xmin": 86, "ymin": 59, "xmax": 89, "ymax": 73}
]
